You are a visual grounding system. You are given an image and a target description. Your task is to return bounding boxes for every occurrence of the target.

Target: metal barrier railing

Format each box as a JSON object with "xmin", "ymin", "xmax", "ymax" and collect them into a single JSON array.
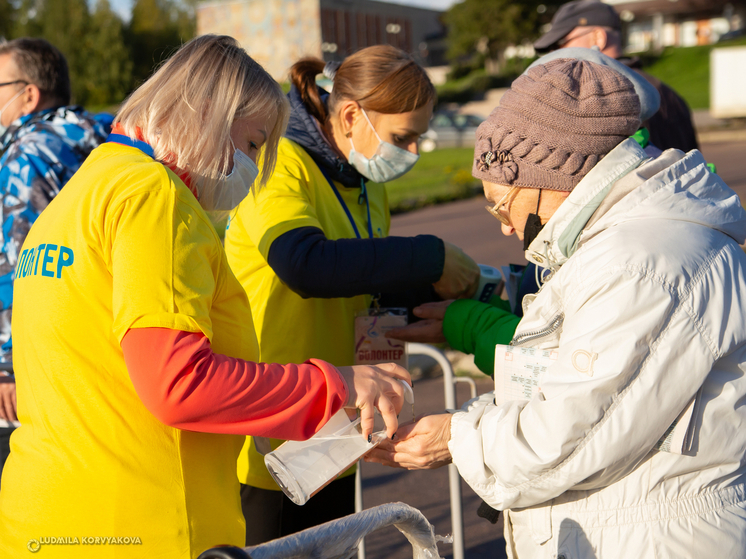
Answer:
[
  {"xmin": 200, "ymin": 502, "xmax": 444, "ymax": 559},
  {"xmin": 356, "ymin": 343, "xmax": 477, "ymax": 559}
]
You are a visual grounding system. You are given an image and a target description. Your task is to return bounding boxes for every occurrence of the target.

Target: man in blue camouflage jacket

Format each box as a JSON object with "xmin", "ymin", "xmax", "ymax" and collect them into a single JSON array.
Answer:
[{"xmin": 0, "ymin": 38, "xmax": 109, "ymax": 480}]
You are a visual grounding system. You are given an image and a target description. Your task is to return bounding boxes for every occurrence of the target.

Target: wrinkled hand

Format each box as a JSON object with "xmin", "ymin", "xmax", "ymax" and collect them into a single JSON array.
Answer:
[
  {"xmin": 337, "ymin": 363, "xmax": 411, "ymax": 440},
  {"xmin": 433, "ymin": 242, "xmax": 479, "ymax": 300},
  {"xmin": 0, "ymin": 376, "xmax": 17, "ymax": 422},
  {"xmin": 385, "ymin": 300, "xmax": 454, "ymax": 344},
  {"xmin": 365, "ymin": 413, "xmax": 453, "ymax": 470}
]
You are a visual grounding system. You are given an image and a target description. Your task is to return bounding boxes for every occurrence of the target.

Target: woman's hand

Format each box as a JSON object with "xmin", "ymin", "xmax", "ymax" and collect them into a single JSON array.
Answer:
[
  {"xmin": 433, "ymin": 242, "xmax": 479, "ymax": 300},
  {"xmin": 337, "ymin": 363, "xmax": 411, "ymax": 440},
  {"xmin": 385, "ymin": 300, "xmax": 454, "ymax": 344},
  {"xmin": 365, "ymin": 413, "xmax": 453, "ymax": 470}
]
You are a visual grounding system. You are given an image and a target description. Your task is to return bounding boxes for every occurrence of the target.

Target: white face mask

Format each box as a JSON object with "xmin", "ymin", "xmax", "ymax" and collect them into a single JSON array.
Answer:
[
  {"xmin": 197, "ymin": 139, "xmax": 259, "ymax": 212},
  {"xmin": 0, "ymin": 88, "xmax": 25, "ymax": 137},
  {"xmin": 348, "ymin": 108, "xmax": 419, "ymax": 183}
]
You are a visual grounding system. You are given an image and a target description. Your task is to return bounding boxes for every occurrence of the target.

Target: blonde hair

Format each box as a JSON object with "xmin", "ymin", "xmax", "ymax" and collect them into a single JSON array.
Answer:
[{"xmin": 116, "ymin": 35, "xmax": 289, "ymax": 197}]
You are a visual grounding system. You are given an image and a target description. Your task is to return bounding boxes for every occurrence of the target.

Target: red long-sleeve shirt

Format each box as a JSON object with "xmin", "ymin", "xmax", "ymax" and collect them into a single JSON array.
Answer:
[{"xmin": 121, "ymin": 327, "xmax": 349, "ymax": 440}]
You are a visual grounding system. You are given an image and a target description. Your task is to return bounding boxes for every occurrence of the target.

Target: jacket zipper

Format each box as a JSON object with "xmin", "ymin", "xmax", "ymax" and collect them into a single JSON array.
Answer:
[{"xmin": 511, "ymin": 313, "xmax": 564, "ymax": 347}]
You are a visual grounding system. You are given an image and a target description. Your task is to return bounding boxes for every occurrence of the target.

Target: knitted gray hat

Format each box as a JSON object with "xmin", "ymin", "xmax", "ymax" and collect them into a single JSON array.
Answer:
[
  {"xmin": 527, "ymin": 47, "xmax": 660, "ymax": 122},
  {"xmin": 472, "ymin": 58, "xmax": 641, "ymax": 191}
]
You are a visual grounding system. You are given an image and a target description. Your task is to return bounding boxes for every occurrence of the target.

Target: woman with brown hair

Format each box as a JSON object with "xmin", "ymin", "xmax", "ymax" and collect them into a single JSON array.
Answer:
[{"xmin": 224, "ymin": 44, "xmax": 480, "ymax": 543}]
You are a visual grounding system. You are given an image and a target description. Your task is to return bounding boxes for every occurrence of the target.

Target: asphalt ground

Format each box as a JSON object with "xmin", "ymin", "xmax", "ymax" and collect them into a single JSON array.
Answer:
[{"xmin": 357, "ymin": 140, "xmax": 746, "ymax": 559}]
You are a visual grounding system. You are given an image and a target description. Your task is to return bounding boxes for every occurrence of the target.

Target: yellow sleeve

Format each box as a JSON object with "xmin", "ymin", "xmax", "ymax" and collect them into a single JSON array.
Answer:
[
  {"xmin": 109, "ymin": 167, "xmax": 220, "ymax": 343},
  {"xmin": 235, "ymin": 139, "xmax": 323, "ymax": 259}
]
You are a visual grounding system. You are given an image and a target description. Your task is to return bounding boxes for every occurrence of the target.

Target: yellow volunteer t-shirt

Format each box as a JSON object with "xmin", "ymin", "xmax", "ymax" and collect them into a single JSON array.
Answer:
[
  {"xmin": 0, "ymin": 143, "xmax": 259, "ymax": 558},
  {"xmin": 224, "ymin": 137, "xmax": 390, "ymax": 489}
]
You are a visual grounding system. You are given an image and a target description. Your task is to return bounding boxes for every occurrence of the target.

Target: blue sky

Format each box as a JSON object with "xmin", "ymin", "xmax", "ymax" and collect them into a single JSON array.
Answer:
[{"xmin": 108, "ymin": 0, "xmax": 459, "ymax": 22}]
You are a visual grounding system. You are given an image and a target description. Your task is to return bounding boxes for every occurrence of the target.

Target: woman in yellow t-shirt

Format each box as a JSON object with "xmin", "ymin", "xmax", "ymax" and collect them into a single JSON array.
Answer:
[
  {"xmin": 0, "ymin": 35, "xmax": 409, "ymax": 559},
  {"xmin": 224, "ymin": 45, "xmax": 481, "ymax": 543}
]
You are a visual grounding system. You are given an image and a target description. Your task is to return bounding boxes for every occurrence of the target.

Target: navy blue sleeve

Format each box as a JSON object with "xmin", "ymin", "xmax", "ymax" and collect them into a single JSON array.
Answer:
[{"xmin": 267, "ymin": 226, "xmax": 445, "ymax": 299}]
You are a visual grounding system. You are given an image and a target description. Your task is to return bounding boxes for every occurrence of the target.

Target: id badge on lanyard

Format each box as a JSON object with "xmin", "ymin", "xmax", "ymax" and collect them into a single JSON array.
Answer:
[
  {"xmin": 354, "ymin": 306, "xmax": 407, "ymax": 368},
  {"xmin": 318, "ymin": 168, "xmax": 406, "ymax": 365}
]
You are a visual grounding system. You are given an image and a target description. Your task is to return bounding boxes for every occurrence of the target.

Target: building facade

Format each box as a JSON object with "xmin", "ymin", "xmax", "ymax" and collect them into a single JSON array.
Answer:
[
  {"xmin": 604, "ymin": 0, "xmax": 746, "ymax": 51},
  {"xmin": 196, "ymin": 0, "xmax": 446, "ymax": 81}
]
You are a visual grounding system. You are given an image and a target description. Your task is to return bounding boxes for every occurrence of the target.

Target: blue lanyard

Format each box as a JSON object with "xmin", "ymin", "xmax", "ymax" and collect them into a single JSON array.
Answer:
[
  {"xmin": 106, "ymin": 133, "xmax": 155, "ymax": 158},
  {"xmin": 320, "ymin": 167, "xmax": 373, "ymax": 240}
]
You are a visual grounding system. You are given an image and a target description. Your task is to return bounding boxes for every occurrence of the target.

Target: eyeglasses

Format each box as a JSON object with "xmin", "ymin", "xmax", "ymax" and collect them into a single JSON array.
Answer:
[
  {"xmin": 485, "ymin": 186, "xmax": 520, "ymax": 225},
  {"xmin": 0, "ymin": 80, "xmax": 28, "ymax": 89}
]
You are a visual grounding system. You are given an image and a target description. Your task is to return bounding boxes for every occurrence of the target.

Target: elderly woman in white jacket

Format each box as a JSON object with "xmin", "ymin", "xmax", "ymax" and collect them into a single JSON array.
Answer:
[{"xmin": 368, "ymin": 54, "xmax": 746, "ymax": 559}]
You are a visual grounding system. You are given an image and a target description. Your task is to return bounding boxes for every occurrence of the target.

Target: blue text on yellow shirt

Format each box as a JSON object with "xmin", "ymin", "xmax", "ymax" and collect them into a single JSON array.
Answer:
[{"xmin": 16, "ymin": 243, "xmax": 74, "ymax": 279}]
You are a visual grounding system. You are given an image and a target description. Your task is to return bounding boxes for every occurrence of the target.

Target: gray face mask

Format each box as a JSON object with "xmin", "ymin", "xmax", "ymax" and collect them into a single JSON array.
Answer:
[
  {"xmin": 0, "ymin": 88, "xmax": 25, "ymax": 137},
  {"xmin": 197, "ymin": 139, "xmax": 259, "ymax": 212},
  {"xmin": 347, "ymin": 108, "xmax": 419, "ymax": 183}
]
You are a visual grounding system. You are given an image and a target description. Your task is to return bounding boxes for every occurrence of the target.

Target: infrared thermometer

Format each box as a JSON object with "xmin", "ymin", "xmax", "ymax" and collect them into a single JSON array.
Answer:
[{"xmin": 472, "ymin": 264, "xmax": 503, "ymax": 303}]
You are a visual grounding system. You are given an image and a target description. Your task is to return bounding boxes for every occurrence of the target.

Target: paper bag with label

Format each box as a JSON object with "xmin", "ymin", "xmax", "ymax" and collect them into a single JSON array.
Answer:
[
  {"xmin": 354, "ymin": 308, "xmax": 407, "ymax": 368},
  {"xmin": 494, "ymin": 344, "xmax": 698, "ymax": 455}
]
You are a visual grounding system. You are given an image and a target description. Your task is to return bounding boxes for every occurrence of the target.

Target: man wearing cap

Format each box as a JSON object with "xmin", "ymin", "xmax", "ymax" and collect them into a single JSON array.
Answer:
[
  {"xmin": 534, "ymin": 0, "xmax": 699, "ymax": 153},
  {"xmin": 370, "ymin": 55, "xmax": 746, "ymax": 558}
]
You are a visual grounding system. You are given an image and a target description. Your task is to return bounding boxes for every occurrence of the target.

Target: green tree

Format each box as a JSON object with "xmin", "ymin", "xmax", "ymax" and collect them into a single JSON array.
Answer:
[
  {"xmin": 3, "ymin": 0, "xmax": 196, "ymax": 106},
  {"xmin": 175, "ymin": 0, "xmax": 198, "ymax": 40},
  {"xmin": 83, "ymin": 0, "xmax": 132, "ymax": 107},
  {"xmin": 446, "ymin": 0, "xmax": 562, "ymax": 69},
  {"xmin": 6, "ymin": 0, "xmax": 95, "ymax": 104},
  {"xmin": 12, "ymin": 0, "xmax": 44, "ymax": 38},
  {"xmin": 127, "ymin": 0, "xmax": 196, "ymax": 88},
  {"xmin": 34, "ymin": 0, "xmax": 91, "ymax": 103},
  {"xmin": 0, "ymin": 0, "xmax": 17, "ymax": 40}
]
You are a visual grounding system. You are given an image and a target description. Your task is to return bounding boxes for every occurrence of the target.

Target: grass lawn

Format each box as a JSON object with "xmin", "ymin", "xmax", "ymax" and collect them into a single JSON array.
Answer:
[
  {"xmin": 372, "ymin": 147, "xmax": 480, "ymax": 213},
  {"xmin": 639, "ymin": 37, "xmax": 746, "ymax": 110}
]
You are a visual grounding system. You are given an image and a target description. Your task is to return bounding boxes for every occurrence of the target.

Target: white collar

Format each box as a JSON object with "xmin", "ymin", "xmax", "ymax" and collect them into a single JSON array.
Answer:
[{"xmin": 525, "ymin": 138, "xmax": 648, "ymax": 271}]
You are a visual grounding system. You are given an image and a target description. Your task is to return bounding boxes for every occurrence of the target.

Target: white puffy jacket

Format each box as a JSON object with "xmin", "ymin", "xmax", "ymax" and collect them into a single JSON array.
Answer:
[{"xmin": 449, "ymin": 139, "xmax": 746, "ymax": 559}]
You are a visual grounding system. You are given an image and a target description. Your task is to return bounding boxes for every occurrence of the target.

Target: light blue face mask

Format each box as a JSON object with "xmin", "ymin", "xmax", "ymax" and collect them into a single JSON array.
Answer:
[
  {"xmin": 196, "ymin": 138, "xmax": 259, "ymax": 212},
  {"xmin": 348, "ymin": 108, "xmax": 419, "ymax": 183}
]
